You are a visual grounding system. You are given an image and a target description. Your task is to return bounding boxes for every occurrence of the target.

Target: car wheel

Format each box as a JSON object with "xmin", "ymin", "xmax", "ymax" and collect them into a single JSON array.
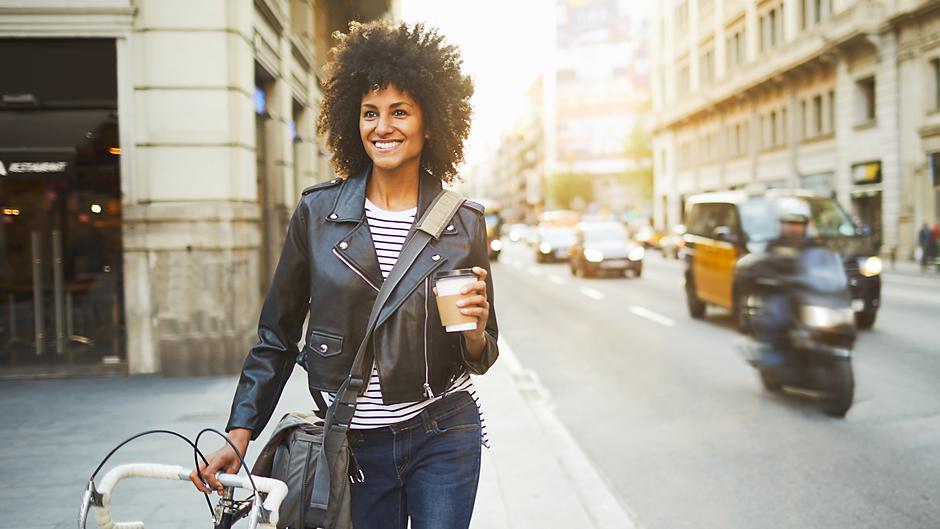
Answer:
[
  {"xmin": 734, "ymin": 290, "xmax": 751, "ymax": 335},
  {"xmin": 854, "ymin": 311, "xmax": 876, "ymax": 330},
  {"xmin": 686, "ymin": 275, "xmax": 706, "ymax": 319}
]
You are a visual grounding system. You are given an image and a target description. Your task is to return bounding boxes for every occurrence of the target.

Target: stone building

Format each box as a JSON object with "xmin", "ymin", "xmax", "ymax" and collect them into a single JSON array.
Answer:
[
  {"xmin": 651, "ymin": 0, "xmax": 940, "ymax": 259},
  {"xmin": 0, "ymin": 0, "xmax": 397, "ymax": 377}
]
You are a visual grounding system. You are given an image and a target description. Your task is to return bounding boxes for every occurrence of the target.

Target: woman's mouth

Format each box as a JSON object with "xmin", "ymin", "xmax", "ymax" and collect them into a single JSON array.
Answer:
[{"xmin": 373, "ymin": 140, "xmax": 402, "ymax": 152}]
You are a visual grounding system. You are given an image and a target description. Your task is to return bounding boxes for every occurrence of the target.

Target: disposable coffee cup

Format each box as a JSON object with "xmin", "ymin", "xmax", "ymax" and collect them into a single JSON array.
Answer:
[{"xmin": 433, "ymin": 268, "xmax": 478, "ymax": 332}]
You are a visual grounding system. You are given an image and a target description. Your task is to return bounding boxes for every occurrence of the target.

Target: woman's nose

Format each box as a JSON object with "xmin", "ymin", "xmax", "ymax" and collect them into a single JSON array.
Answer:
[{"xmin": 375, "ymin": 114, "xmax": 392, "ymax": 135}]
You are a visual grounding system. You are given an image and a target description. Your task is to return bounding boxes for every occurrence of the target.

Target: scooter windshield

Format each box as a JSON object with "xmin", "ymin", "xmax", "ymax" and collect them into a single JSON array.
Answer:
[{"xmin": 795, "ymin": 247, "xmax": 848, "ymax": 293}]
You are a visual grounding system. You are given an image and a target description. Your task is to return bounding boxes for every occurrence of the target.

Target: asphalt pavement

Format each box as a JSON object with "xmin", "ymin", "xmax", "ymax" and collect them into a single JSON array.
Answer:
[{"xmin": 491, "ymin": 241, "xmax": 940, "ymax": 529}]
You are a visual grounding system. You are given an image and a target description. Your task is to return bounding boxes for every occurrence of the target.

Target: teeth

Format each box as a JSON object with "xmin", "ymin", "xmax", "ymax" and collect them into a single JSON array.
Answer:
[{"xmin": 374, "ymin": 141, "xmax": 401, "ymax": 149}]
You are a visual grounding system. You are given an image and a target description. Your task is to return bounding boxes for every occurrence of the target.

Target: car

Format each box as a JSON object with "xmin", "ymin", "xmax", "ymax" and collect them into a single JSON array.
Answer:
[
  {"xmin": 633, "ymin": 225, "xmax": 664, "ymax": 249},
  {"xmin": 658, "ymin": 224, "xmax": 687, "ymax": 259},
  {"xmin": 569, "ymin": 221, "xmax": 645, "ymax": 278},
  {"xmin": 682, "ymin": 189, "xmax": 882, "ymax": 331},
  {"xmin": 504, "ymin": 223, "xmax": 531, "ymax": 243},
  {"xmin": 534, "ymin": 225, "xmax": 577, "ymax": 263},
  {"xmin": 471, "ymin": 198, "xmax": 504, "ymax": 261}
]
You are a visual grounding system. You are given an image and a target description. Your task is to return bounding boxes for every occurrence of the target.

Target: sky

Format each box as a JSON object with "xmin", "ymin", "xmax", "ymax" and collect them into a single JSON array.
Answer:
[{"xmin": 400, "ymin": 0, "xmax": 556, "ymax": 167}]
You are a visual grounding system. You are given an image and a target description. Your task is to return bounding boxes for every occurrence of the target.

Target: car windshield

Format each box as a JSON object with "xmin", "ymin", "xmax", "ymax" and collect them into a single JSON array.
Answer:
[
  {"xmin": 582, "ymin": 225, "xmax": 628, "ymax": 243},
  {"xmin": 738, "ymin": 197, "xmax": 857, "ymax": 242},
  {"xmin": 796, "ymin": 246, "xmax": 849, "ymax": 293},
  {"xmin": 539, "ymin": 227, "xmax": 575, "ymax": 244}
]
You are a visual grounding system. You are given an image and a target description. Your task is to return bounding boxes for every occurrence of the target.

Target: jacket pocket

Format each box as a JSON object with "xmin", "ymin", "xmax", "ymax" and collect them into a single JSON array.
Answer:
[{"xmin": 309, "ymin": 330, "xmax": 344, "ymax": 358}]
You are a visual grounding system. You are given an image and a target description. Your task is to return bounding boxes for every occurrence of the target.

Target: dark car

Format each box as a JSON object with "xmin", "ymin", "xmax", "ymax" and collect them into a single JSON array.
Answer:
[
  {"xmin": 535, "ymin": 225, "xmax": 577, "ymax": 263},
  {"xmin": 569, "ymin": 221, "xmax": 645, "ymax": 278}
]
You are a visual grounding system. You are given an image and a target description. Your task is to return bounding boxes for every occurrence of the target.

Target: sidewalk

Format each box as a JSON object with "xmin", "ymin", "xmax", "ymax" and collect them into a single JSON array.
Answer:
[{"xmin": 0, "ymin": 335, "xmax": 636, "ymax": 529}]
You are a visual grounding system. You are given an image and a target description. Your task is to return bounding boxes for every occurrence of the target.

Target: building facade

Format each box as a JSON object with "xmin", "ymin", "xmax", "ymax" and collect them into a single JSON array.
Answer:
[
  {"xmin": 652, "ymin": 0, "xmax": 940, "ymax": 259},
  {"xmin": 0, "ymin": 0, "xmax": 396, "ymax": 377},
  {"xmin": 552, "ymin": 0, "xmax": 651, "ymax": 214}
]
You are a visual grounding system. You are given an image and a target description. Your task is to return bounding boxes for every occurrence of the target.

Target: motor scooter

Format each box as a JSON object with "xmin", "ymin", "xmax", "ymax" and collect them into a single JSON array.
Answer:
[{"xmin": 739, "ymin": 245, "xmax": 856, "ymax": 417}]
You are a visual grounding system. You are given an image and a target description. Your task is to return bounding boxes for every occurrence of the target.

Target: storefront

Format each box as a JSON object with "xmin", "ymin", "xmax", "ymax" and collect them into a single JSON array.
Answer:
[
  {"xmin": 0, "ymin": 39, "xmax": 125, "ymax": 376},
  {"xmin": 850, "ymin": 161, "xmax": 883, "ymax": 249}
]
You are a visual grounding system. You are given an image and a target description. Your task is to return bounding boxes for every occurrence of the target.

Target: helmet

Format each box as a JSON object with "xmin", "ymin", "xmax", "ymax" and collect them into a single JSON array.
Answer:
[{"xmin": 777, "ymin": 198, "xmax": 811, "ymax": 224}]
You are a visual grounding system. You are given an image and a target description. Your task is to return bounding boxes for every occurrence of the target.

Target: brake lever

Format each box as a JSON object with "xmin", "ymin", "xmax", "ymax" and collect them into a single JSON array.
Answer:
[{"xmin": 78, "ymin": 480, "xmax": 103, "ymax": 529}]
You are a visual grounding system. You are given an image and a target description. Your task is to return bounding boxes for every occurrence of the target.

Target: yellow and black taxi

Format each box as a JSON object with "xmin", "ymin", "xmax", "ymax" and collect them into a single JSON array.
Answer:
[{"xmin": 682, "ymin": 189, "xmax": 882, "ymax": 330}]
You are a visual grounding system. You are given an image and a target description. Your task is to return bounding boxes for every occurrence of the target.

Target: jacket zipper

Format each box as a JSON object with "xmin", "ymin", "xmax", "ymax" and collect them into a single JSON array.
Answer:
[
  {"xmin": 332, "ymin": 248, "xmax": 380, "ymax": 292},
  {"xmin": 423, "ymin": 277, "xmax": 434, "ymax": 398}
]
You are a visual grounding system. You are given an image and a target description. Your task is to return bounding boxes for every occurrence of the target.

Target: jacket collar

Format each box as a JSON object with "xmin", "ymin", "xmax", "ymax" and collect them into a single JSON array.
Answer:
[{"xmin": 328, "ymin": 164, "xmax": 443, "ymax": 223}]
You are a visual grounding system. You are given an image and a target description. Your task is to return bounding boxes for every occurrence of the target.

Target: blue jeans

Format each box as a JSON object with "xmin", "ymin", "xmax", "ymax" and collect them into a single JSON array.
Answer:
[{"xmin": 348, "ymin": 390, "xmax": 482, "ymax": 529}]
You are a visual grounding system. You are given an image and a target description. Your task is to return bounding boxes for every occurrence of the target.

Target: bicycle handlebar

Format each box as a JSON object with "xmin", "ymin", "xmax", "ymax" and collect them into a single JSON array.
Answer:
[{"xmin": 87, "ymin": 463, "xmax": 287, "ymax": 529}]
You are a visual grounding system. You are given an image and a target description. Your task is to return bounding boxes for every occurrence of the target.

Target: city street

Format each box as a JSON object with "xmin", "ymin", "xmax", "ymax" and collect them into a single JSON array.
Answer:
[{"xmin": 491, "ymin": 240, "xmax": 940, "ymax": 529}]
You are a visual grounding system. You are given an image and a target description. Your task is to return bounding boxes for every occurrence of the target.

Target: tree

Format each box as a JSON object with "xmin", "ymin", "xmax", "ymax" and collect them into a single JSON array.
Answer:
[
  {"xmin": 547, "ymin": 171, "xmax": 594, "ymax": 210},
  {"xmin": 619, "ymin": 122, "xmax": 653, "ymax": 206}
]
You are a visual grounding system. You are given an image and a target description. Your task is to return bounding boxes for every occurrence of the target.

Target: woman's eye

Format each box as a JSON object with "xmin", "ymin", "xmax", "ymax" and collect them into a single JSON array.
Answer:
[
  {"xmin": 393, "ymin": 109, "xmax": 408, "ymax": 117},
  {"xmin": 363, "ymin": 110, "xmax": 377, "ymax": 118}
]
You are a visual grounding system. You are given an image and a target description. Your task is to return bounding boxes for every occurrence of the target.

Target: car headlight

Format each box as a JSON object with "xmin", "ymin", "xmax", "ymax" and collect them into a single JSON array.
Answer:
[
  {"xmin": 490, "ymin": 239, "xmax": 503, "ymax": 252},
  {"xmin": 859, "ymin": 256, "xmax": 882, "ymax": 277},
  {"xmin": 800, "ymin": 305, "xmax": 855, "ymax": 328},
  {"xmin": 628, "ymin": 246, "xmax": 645, "ymax": 261},
  {"xmin": 584, "ymin": 249, "xmax": 604, "ymax": 263},
  {"xmin": 539, "ymin": 242, "xmax": 552, "ymax": 254}
]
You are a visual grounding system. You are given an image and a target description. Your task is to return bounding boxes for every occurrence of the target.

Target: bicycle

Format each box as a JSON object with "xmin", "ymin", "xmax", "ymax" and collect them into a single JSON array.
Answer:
[{"xmin": 78, "ymin": 429, "xmax": 287, "ymax": 529}]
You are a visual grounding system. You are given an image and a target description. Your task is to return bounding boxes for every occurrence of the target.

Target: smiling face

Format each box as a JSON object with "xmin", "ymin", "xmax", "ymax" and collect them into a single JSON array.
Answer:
[{"xmin": 359, "ymin": 84, "xmax": 426, "ymax": 178}]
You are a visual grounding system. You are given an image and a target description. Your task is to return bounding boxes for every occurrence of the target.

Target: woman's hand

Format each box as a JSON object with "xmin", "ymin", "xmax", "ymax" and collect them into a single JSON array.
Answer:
[
  {"xmin": 188, "ymin": 428, "xmax": 252, "ymax": 494},
  {"xmin": 457, "ymin": 266, "xmax": 490, "ymax": 358}
]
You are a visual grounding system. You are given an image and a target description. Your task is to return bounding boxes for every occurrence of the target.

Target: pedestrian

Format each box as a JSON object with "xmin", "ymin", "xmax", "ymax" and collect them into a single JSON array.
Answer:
[
  {"xmin": 190, "ymin": 20, "xmax": 499, "ymax": 529},
  {"xmin": 918, "ymin": 222, "xmax": 932, "ymax": 270},
  {"xmin": 932, "ymin": 222, "xmax": 940, "ymax": 271}
]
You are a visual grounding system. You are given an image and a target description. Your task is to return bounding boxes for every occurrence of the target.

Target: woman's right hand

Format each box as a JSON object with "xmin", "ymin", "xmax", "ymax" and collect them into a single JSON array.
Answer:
[{"xmin": 188, "ymin": 428, "xmax": 252, "ymax": 493}]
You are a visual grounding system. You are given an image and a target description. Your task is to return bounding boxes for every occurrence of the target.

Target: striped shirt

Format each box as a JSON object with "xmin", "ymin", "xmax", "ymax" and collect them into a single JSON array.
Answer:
[{"xmin": 322, "ymin": 199, "xmax": 489, "ymax": 446}]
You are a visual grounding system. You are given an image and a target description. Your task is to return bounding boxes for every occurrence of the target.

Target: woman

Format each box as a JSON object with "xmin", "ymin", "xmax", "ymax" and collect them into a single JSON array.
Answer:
[{"xmin": 190, "ymin": 20, "xmax": 499, "ymax": 529}]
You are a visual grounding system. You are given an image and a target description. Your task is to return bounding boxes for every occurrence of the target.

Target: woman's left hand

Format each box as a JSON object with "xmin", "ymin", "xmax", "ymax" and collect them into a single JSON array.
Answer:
[{"xmin": 457, "ymin": 266, "xmax": 489, "ymax": 345}]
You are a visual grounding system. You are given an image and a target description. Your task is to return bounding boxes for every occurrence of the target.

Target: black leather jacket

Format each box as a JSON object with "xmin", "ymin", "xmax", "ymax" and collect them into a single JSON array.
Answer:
[{"xmin": 227, "ymin": 166, "xmax": 499, "ymax": 438}]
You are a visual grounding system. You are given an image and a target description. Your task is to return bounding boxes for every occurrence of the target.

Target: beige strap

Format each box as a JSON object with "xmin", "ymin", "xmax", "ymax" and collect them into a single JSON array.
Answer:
[{"xmin": 415, "ymin": 190, "xmax": 465, "ymax": 239}]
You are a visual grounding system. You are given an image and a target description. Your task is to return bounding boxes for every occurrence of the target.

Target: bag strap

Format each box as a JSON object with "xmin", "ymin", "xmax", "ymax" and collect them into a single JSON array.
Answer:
[{"xmin": 308, "ymin": 189, "xmax": 465, "ymax": 511}]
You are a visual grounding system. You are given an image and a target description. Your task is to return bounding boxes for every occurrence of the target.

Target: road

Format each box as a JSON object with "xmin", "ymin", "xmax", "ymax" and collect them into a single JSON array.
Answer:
[{"xmin": 491, "ymin": 241, "xmax": 940, "ymax": 529}]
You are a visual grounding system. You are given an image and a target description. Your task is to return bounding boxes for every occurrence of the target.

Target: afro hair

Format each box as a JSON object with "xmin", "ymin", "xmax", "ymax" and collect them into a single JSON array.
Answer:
[{"xmin": 317, "ymin": 20, "xmax": 474, "ymax": 182}]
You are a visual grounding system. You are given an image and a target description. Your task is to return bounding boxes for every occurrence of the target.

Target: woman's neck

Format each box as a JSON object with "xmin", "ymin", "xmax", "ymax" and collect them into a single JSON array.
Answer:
[{"xmin": 366, "ymin": 166, "xmax": 420, "ymax": 212}]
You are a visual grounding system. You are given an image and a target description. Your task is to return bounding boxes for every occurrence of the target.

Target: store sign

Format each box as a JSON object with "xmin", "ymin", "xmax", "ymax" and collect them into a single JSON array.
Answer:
[
  {"xmin": 0, "ymin": 159, "xmax": 69, "ymax": 177},
  {"xmin": 852, "ymin": 161, "xmax": 882, "ymax": 185}
]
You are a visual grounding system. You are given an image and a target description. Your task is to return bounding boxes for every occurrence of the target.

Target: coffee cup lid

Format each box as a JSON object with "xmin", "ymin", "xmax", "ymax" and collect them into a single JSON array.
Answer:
[{"xmin": 433, "ymin": 268, "xmax": 476, "ymax": 280}]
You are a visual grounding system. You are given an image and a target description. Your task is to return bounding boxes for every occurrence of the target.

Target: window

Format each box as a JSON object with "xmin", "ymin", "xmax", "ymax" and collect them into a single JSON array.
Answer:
[
  {"xmin": 801, "ymin": 0, "xmax": 832, "ymax": 30},
  {"xmin": 700, "ymin": 45, "xmax": 715, "ymax": 86},
  {"xmin": 760, "ymin": 3, "xmax": 785, "ymax": 52},
  {"xmin": 827, "ymin": 89, "xmax": 835, "ymax": 131},
  {"xmin": 677, "ymin": 61, "xmax": 691, "ymax": 97},
  {"xmin": 813, "ymin": 95, "xmax": 823, "ymax": 134},
  {"xmin": 725, "ymin": 27, "xmax": 746, "ymax": 74},
  {"xmin": 856, "ymin": 76, "xmax": 876, "ymax": 124},
  {"xmin": 801, "ymin": 100, "xmax": 808, "ymax": 138},
  {"xmin": 676, "ymin": 1, "xmax": 689, "ymax": 34},
  {"xmin": 931, "ymin": 58, "xmax": 940, "ymax": 110}
]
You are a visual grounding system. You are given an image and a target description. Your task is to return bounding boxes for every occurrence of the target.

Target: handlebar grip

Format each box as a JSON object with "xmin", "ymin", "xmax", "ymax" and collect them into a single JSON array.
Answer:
[{"xmin": 90, "ymin": 464, "xmax": 287, "ymax": 529}]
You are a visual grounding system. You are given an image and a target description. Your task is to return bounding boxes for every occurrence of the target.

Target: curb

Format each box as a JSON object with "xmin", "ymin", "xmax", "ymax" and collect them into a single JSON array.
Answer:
[{"xmin": 472, "ymin": 335, "xmax": 640, "ymax": 529}]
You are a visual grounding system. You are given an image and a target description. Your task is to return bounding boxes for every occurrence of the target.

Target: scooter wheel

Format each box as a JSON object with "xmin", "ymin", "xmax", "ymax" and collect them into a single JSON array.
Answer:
[{"xmin": 821, "ymin": 360, "xmax": 854, "ymax": 418}]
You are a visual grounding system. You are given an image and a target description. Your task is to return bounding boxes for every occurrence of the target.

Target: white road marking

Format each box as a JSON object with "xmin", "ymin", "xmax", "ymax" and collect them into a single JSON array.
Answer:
[
  {"xmin": 629, "ymin": 305, "xmax": 676, "ymax": 327},
  {"xmin": 548, "ymin": 275, "xmax": 566, "ymax": 286},
  {"xmin": 528, "ymin": 266, "xmax": 542, "ymax": 276},
  {"xmin": 579, "ymin": 286, "xmax": 604, "ymax": 300}
]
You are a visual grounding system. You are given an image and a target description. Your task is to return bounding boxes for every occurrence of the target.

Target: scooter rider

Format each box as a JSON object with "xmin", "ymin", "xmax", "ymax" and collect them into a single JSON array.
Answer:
[{"xmin": 750, "ymin": 210, "xmax": 816, "ymax": 365}]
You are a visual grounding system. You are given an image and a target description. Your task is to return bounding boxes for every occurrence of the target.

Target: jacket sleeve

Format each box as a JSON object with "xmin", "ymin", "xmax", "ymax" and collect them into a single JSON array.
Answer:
[
  {"xmin": 226, "ymin": 201, "xmax": 311, "ymax": 439},
  {"xmin": 459, "ymin": 212, "xmax": 499, "ymax": 375}
]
